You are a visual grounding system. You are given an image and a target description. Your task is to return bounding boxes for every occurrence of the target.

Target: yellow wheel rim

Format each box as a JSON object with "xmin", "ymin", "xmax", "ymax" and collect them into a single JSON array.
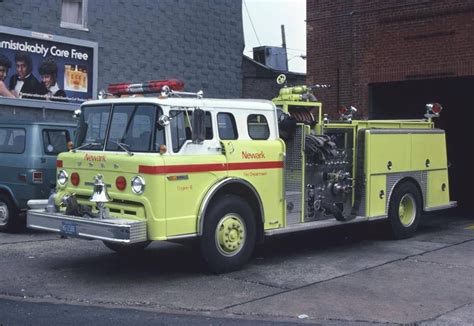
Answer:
[
  {"xmin": 399, "ymin": 194, "xmax": 416, "ymax": 227},
  {"xmin": 215, "ymin": 214, "xmax": 246, "ymax": 257}
]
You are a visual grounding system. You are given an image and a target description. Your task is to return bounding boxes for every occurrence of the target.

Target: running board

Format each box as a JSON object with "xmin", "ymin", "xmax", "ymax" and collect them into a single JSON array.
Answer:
[{"xmin": 265, "ymin": 215, "xmax": 387, "ymax": 236}]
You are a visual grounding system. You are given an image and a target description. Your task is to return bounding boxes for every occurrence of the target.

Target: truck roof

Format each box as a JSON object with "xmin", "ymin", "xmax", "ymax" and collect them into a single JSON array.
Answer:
[
  {"xmin": 0, "ymin": 121, "xmax": 76, "ymax": 127},
  {"xmin": 82, "ymin": 96, "xmax": 276, "ymax": 112}
]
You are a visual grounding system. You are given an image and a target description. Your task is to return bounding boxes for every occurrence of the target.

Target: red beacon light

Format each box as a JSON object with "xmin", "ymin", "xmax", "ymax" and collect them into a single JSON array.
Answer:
[
  {"xmin": 107, "ymin": 79, "xmax": 184, "ymax": 96},
  {"xmin": 431, "ymin": 103, "xmax": 443, "ymax": 114},
  {"xmin": 425, "ymin": 102, "xmax": 443, "ymax": 119},
  {"xmin": 338, "ymin": 106, "xmax": 348, "ymax": 116}
]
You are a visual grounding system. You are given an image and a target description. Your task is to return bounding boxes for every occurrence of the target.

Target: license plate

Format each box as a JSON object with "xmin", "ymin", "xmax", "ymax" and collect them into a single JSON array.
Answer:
[{"xmin": 60, "ymin": 221, "xmax": 77, "ymax": 236}]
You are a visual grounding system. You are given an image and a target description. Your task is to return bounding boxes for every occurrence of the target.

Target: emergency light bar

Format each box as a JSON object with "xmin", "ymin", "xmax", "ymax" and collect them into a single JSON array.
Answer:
[{"xmin": 107, "ymin": 79, "xmax": 184, "ymax": 96}]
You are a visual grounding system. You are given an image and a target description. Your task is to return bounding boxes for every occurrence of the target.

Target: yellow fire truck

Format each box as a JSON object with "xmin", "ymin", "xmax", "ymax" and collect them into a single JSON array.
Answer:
[{"xmin": 27, "ymin": 78, "xmax": 456, "ymax": 273}]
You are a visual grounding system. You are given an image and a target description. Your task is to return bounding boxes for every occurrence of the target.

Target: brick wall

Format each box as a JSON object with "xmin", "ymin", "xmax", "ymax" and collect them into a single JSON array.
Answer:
[
  {"xmin": 307, "ymin": 0, "xmax": 474, "ymax": 117},
  {"xmin": 1, "ymin": 0, "xmax": 243, "ymax": 98}
]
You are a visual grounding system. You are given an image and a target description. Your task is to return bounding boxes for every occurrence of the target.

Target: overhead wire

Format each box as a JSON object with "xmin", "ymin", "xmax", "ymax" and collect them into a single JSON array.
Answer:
[{"xmin": 243, "ymin": 0, "xmax": 261, "ymax": 46}]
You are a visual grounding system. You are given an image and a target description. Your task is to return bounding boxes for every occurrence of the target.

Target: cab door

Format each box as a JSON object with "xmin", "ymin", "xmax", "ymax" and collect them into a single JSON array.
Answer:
[
  {"xmin": 163, "ymin": 109, "xmax": 227, "ymax": 237},
  {"xmin": 219, "ymin": 112, "xmax": 285, "ymax": 229}
]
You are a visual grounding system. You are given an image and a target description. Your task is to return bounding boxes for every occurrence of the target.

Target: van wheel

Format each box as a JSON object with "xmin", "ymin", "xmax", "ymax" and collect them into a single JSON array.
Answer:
[
  {"xmin": 0, "ymin": 193, "xmax": 20, "ymax": 232},
  {"xmin": 102, "ymin": 241, "xmax": 150, "ymax": 255},
  {"xmin": 387, "ymin": 181, "xmax": 422, "ymax": 239},
  {"xmin": 200, "ymin": 195, "xmax": 256, "ymax": 274}
]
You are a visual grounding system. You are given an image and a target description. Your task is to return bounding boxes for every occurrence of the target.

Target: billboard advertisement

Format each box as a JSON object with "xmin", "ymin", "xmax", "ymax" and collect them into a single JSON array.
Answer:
[{"xmin": 0, "ymin": 26, "xmax": 98, "ymax": 103}]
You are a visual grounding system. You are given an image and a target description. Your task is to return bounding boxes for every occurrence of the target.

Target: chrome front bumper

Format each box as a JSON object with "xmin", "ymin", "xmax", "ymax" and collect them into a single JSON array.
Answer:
[{"xmin": 27, "ymin": 209, "xmax": 147, "ymax": 243}]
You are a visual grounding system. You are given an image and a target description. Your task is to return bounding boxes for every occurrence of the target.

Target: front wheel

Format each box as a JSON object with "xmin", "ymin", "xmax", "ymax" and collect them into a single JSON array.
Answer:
[
  {"xmin": 200, "ymin": 195, "xmax": 256, "ymax": 274},
  {"xmin": 387, "ymin": 181, "xmax": 422, "ymax": 239},
  {"xmin": 0, "ymin": 193, "xmax": 20, "ymax": 232}
]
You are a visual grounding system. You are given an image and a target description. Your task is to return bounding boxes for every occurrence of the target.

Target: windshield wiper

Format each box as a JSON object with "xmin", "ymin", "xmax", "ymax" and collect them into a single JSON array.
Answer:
[
  {"xmin": 72, "ymin": 142, "xmax": 103, "ymax": 152},
  {"xmin": 111, "ymin": 140, "xmax": 134, "ymax": 156}
]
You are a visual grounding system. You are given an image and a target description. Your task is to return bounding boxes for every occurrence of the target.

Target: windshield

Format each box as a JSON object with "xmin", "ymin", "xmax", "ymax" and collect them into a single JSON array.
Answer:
[{"xmin": 77, "ymin": 104, "xmax": 165, "ymax": 152}]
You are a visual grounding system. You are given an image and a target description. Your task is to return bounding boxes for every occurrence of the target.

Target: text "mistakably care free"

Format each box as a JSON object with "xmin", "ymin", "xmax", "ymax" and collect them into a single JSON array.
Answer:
[{"xmin": 0, "ymin": 40, "xmax": 89, "ymax": 60}]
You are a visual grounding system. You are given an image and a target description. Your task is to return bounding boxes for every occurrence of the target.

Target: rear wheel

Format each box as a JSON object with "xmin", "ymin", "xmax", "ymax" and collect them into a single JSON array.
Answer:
[
  {"xmin": 0, "ymin": 193, "xmax": 20, "ymax": 232},
  {"xmin": 102, "ymin": 241, "xmax": 150, "ymax": 255},
  {"xmin": 200, "ymin": 195, "xmax": 256, "ymax": 274},
  {"xmin": 387, "ymin": 181, "xmax": 422, "ymax": 239}
]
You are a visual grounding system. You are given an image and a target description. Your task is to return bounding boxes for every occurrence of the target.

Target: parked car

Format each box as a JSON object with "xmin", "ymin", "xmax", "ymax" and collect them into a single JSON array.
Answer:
[{"xmin": 0, "ymin": 121, "xmax": 76, "ymax": 232}]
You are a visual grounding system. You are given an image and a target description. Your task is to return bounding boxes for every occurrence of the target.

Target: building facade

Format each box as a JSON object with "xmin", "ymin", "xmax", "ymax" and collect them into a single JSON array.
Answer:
[
  {"xmin": 242, "ymin": 56, "xmax": 306, "ymax": 100},
  {"xmin": 1, "ymin": 0, "xmax": 244, "ymax": 98},
  {"xmin": 307, "ymin": 0, "xmax": 474, "ymax": 211}
]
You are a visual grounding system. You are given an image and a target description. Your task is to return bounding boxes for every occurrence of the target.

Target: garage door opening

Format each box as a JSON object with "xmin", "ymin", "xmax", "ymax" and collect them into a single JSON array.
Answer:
[{"xmin": 369, "ymin": 77, "xmax": 474, "ymax": 213}]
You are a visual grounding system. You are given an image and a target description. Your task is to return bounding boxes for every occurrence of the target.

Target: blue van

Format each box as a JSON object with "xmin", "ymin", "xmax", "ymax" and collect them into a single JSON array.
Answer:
[{"xmin": 0, "ymin": 121, "xmax": 76, "ymax": 232}]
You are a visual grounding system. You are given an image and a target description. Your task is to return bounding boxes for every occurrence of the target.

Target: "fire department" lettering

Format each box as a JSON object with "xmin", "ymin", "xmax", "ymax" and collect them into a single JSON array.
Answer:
[
  {"xmin": 84, "ymin": 153, "xmax": 106, "ymax": 162},
  {"xmin": 241, "ymin": 151, "xmax": 265, "ymax": 159}
]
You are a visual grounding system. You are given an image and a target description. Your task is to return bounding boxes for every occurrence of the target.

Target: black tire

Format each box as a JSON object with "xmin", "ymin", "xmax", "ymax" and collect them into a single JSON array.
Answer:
[
  {"xmin": 387, "ymin": 181, "xmax": 422, "ymax": 239},
  {"xmin": 0, "ymin": 193, "xmax": 21, "ymax": 232},
  {"xmin": 102, "ymin": 241, "xmax": 150, "ymax": 255},
  {"xmin": 200, "ymin": 195, "xmax": 256, "ymax": 274}
]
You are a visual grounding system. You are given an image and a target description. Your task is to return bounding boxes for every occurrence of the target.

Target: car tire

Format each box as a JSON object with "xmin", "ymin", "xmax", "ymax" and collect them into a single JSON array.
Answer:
[
  {"xmin": 102, "ymin": 241, "xmax": 151, "ymax": 255},
  {"xmin": 387, "ymin": 181, "xmax": 422, "ymax": 239},
  {"xmin": 200, "ymin": 195, "xmax": 256, "ymax": 274},
  {"xmin": 0, "ymin": 193, "xmax": 20, "ymax": 232}
]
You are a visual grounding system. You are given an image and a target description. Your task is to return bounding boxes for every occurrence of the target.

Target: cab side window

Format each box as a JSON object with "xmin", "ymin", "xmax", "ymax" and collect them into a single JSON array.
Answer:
[
  {"xmin": 170, "ymin": 109, "xmax": 213, "ymax": 152},
  {"xmin": 42, "ymin": 129, "xmax": 71, "ymax": 155},
  {"xmin": 217, "ymin": 113, "xmax": 238, "ymax": 140},
  {"xmin": 248, "ymin": 114, "xmax": 269, "ymax": 140},
  {"xmin": 0, "ymin": 128, "xmax": 26, "ymax": 154}
]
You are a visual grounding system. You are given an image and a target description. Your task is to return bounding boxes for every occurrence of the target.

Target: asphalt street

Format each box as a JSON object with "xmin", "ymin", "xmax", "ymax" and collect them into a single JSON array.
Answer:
[{"xmin": 0, "ymin": 211, "xmax": 473, "ymax": 325}]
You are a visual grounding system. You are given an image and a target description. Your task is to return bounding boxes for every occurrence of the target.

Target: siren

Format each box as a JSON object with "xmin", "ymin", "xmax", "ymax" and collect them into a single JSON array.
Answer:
[{"xmin": 107, "ymin": 79, "xmax": 184, "ymax": 96}]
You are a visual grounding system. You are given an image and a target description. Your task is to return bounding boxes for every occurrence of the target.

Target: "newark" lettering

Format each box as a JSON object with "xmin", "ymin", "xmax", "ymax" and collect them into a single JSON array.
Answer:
[{"xmin": 241, "ymin": 151, "xmax": 265, "ymax": 159}]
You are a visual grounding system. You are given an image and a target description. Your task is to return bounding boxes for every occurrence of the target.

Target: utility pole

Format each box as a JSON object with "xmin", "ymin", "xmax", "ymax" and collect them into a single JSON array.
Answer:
[{"xmin": 281, "ymin": 24, "xmax": 288, "ymax": 71}]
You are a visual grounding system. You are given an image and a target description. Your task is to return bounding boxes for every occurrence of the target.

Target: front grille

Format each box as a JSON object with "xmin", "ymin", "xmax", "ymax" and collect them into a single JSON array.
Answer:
[{"xmin": 75, "ymin": 195, "xmax": 146, "ymax": 220}]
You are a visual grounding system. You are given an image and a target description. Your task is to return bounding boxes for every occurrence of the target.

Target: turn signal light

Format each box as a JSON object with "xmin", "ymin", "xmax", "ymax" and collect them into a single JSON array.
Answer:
[
  {"xmin": 71, "ymin": 172, "xmax": 80, "ymax": 186},
  {"xmin": 116, "ymin": 176, "xmax": 127, "ymax": 191},
  {"xmin": 159, "ymin": 144, "xmax": 167, "ymax": 154}
]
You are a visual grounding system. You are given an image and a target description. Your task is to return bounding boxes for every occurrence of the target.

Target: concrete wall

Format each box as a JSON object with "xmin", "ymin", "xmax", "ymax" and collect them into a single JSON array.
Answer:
[
  {"xmin": 1, "ymin": 0, "xmax": 243, "ymax": 98},
  {"xmin": 307, "ymin": 0, "xmax": 474, "ymax": 116}
]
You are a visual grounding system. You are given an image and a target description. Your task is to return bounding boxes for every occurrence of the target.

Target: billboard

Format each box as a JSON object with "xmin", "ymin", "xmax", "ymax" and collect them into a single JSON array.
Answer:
[{"xmin": 0, "ymin": 26, "xmax": 98, "ymax": 103}]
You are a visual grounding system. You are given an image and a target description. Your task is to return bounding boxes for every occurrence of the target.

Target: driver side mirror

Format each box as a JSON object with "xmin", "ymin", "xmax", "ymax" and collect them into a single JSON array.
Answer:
[
  {"xmin": 158, "ymin": 115, "xmax": 171, "ymax": 127},
  {"xmin": 192, "ymin": 108, "xmax": 206, "ymax": 144}
]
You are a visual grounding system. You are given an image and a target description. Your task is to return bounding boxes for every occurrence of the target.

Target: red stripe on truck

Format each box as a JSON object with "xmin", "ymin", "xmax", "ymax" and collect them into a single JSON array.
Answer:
[{"xmin": 138, "ymin": 161, "xmax": 283, "ymax": 175}]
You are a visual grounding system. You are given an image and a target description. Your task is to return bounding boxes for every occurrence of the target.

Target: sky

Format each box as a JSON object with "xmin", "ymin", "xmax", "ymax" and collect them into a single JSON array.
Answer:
[{"xmin": 242, "ymin": 0, "xmax": 306, "ymax": 73}]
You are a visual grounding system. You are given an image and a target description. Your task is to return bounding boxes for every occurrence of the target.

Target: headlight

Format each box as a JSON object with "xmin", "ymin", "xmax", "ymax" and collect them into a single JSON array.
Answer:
[
  {"xmin": 57, "ymin": 170, "xmax": 68, "ymax": 186},
  {"xmin": 131, "ymin": 176, "xmax": 145, "ymax": 194}
]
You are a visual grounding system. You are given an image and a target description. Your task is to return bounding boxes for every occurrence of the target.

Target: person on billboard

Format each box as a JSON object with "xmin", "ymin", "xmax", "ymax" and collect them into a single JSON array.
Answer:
[
  {"xmin": 9, "ymin": 52, "xmax": 47, "ymax": 99},
  {"xmin": 0, "ymin": 53, "xmax": 16, "ymax": 98},
  {"xmin": 38, "ymin": 57, "xmax": 67, "ymax": 101}
]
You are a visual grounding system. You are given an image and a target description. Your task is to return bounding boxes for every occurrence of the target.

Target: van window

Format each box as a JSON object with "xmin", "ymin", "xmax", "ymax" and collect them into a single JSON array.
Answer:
[
  {"xmin": 42, "ymin": 129, "xmax": 71, "ymax": 155},
  {"xmin": 170, "ymin": 109, "xmax": 212, "ymax": 152},
  {"xmin": 0, "ymin": 128, "xmax": 26, "ymax": 154},
  {"xmin": 248, "ymin": 114, "xmax": 270, "ymax": 140},
  {"xmin": 217, "ymin": 113, "xmax": 238, "ymax": 140}
]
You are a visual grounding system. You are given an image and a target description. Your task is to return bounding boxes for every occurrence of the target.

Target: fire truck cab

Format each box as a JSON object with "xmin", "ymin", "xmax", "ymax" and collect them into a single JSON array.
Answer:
[{"xmin": 27, "ymin": 79, "xmax": 456, "ymax": 273}]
